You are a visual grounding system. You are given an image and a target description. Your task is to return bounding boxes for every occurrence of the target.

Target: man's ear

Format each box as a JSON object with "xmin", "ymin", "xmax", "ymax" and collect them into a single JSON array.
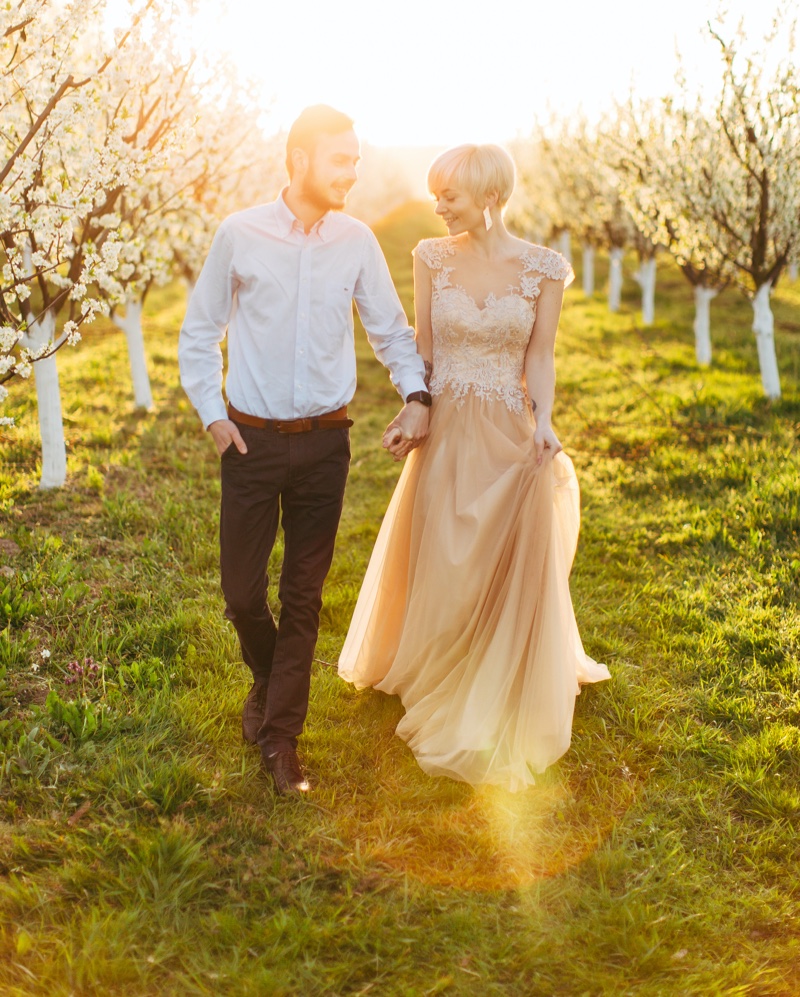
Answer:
[{"xmin": 290, "ymin": 147, "xmax": 308, "ymax": 178}]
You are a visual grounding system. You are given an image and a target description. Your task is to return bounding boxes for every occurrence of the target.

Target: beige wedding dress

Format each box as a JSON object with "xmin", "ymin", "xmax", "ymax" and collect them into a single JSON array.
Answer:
[{"xmin": 338, "ymin": 237, "xmax": 610, "ymax": 791}]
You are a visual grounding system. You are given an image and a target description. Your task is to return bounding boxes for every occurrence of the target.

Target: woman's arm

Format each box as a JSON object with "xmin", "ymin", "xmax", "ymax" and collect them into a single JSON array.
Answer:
[
  {"xmin": 383, "ymin": 252, "xmax": 435, "ymax": 460},
  {"xmin": 413, "ymin": 251, "xmax": 434, "ymax": 387},
  {"xmin": 524, "ymin": 278, "xmax": 565, "ymax": 463}
]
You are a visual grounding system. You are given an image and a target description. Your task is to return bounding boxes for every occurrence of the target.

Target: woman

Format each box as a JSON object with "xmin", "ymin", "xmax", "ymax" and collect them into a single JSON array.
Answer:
[{"xmin": 338, "ymin": 144, "xmax": 610, "ymax": 791}]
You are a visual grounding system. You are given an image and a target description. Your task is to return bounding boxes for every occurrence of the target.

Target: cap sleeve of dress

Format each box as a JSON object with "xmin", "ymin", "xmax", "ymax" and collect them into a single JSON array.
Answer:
[
  {"xmin": 413, "ymin": 237, "xmax": 455, "ymax": 271},
  {"xmin": 538, "ymin": 248, "xmax": 575, "ymax": 288}
]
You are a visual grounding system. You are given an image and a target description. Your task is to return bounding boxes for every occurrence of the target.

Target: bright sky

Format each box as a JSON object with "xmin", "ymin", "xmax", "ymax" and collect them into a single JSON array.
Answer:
[{"xmin": 177, "ymin": 0, "xmax": 778, "ymax": 147}]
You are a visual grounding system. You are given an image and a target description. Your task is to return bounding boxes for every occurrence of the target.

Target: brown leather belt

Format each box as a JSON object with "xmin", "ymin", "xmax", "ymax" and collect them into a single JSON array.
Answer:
[{"xmin": 228, "ymin": 402, "xmax": 353, "ymax": 433}]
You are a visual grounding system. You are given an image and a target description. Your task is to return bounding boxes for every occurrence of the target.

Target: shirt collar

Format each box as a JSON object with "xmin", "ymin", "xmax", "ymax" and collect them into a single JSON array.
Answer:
[{"xmin": 274, "ymin": 190, "xmax": 332, "ymax": 242}]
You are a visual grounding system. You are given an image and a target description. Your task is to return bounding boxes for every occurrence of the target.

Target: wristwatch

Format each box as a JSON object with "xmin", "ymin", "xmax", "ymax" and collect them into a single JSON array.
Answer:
[{"xmin": 405, "ymin": 390, "xmax": 432, "ymax": 407}]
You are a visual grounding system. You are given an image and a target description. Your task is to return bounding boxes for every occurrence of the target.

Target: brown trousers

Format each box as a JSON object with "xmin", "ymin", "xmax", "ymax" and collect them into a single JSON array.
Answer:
[{"xmin": 220, "ymin": 422, "xmax": 350, "ymax": 757}]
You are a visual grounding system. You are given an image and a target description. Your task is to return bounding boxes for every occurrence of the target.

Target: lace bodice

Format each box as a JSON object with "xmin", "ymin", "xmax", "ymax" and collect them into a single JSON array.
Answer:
[{"xmin": 414, "ymin": 237, "xmax": 573, "ymax": 413}]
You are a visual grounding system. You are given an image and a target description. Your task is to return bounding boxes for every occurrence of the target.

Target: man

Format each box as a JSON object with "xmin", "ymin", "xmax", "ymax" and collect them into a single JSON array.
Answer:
[{"xmin": 179, "ymin": 105, "xmax": 431, "ymax": 795}]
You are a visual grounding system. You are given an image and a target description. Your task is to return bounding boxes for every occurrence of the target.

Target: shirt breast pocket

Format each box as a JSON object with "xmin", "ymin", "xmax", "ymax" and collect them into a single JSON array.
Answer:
[{"xmin": 324, "ymin": 284, "xmax": 355, "ymax": 322}]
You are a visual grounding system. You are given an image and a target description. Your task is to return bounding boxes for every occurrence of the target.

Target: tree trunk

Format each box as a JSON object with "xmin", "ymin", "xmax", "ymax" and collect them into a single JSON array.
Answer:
[
  {"xmin": 608, "ymin": 247, "xmax": 623, "ymax": 312},
  {"xmin": 789, "ymin": 261, "xmax": 798, "ymax": 282},
  {"xmin": 751, "ymin": 281, "xmax": 781, "ymax": 399},
  {"xmin": 693, "ymin": 285, "xmax": 717, "ymax": 366},
  {"xmin": 635, "ymin": 257, "xmax": 657, "ymax": 326},
  {"xmin": 582, "ymin": 245, "xmax": 595, "ymax": 297},
  {"xmin": 112, "ymin": 295, "xmax": 154, "ymax": 410},
  {"xmin": 22, "ymin": 311, "xmax": 67, "ymax": 489},
  {"xmin": 557, "ymin": 230, "xmax": 572, "ymax": 264}
]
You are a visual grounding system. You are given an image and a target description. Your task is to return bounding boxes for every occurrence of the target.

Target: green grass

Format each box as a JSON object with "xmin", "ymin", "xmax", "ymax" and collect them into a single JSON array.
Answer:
[{"xmin": 0, "ymin": 200, "xmax": 799, "ymax": 996}]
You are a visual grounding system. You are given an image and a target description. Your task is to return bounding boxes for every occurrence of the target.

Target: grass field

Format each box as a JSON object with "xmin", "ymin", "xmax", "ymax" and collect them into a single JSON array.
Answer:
[{"xmin": 1, "ymin": 201, "xmax": 799, "ymax": 996}]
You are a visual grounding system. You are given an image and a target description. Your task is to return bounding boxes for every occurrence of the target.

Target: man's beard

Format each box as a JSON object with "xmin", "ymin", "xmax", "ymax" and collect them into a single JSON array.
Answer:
[{"xmin": 301, "ymin": 167, "xmax": 347, "ymax": 213}]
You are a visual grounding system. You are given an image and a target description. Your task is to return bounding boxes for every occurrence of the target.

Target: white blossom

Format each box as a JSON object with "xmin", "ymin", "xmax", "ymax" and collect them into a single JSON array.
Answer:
[
  {"xmin": 0, "ymin": 0, "xmax": 283, "ymax": 446},
  {"xmin": 607, "ymin": 12, "xmax": 800, "ymax": 395},
  {"xmin": 63, "ymin": 321, "xmax": 81, "ymax": 346}
]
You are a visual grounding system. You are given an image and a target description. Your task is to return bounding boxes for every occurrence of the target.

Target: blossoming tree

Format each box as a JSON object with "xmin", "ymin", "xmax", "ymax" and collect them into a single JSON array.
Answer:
[
  {"xmin": 512, "ymin": 121, "xmax": 633, "ymax": 311},
  {"xmin": 614, "ymin": 16, "xmax": 800, "ymax": 394},
  {"xmin": 1, "ymin": 1, "xmax": 281, "ymax": 485},
  {"xmin": 704, "ymin": 20, "xmax": 800, "ymax": 398},
  {"xmin": 610, "ymin": 97, "xmax": 733, "ymax": 365},
  {"xmin": 105, "ymin": 66, "xmax": 283, "ymax": 410},
  {"xmin": 0, "ymin": 0, "xmax": 162, "ymax": 484}
]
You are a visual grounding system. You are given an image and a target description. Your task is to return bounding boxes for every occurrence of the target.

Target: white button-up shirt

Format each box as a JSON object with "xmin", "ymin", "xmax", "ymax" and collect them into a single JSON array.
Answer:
[{"xmin": 178, "ymin": 194, "xmax": 427, "ymax": 428}]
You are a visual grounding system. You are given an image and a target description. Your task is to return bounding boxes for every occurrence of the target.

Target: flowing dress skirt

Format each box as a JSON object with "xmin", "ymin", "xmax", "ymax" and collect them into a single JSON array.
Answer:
[{"xmin": 338, "ymin": 387, "xmax": 610, "ymax": 791}]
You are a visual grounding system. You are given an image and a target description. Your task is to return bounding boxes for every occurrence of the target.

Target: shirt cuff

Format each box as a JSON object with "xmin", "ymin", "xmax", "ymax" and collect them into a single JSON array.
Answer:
[
  {"xmin": 198, "ymin": 396, "xmax": 228, "ymax": 430},
  {"xmin": 397, "ymin": 372, "xmax": 428, "ymax": 401}
]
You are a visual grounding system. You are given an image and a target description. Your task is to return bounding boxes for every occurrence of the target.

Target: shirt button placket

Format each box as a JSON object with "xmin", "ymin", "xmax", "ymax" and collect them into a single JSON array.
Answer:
[{"xmin": 296, "ymin": 242, "xmax": 312, "ymax": 417}]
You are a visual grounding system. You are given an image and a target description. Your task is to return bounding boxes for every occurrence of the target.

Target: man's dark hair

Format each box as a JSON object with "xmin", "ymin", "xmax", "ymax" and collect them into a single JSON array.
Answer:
[{"xmin": 285, "ymin": 105, "xmax": 355, "ymax": 178}]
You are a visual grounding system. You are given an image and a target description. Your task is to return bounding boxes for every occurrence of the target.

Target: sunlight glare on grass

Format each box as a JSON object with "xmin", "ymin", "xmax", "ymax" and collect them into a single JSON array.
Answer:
[{"xmin": 341, "ymin": 759, "xmax": 638, "ymax": 892}]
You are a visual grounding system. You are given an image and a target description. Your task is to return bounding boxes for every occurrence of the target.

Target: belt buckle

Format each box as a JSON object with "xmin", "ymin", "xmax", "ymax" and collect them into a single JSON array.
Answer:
[{"xmin": 277, "ymin": 419, "xmax": 308, "ymax": 434}]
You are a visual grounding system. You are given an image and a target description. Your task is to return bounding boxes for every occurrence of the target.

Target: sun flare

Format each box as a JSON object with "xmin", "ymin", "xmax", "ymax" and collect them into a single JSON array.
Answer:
[{"xmin": 106, "ymin": 0, "xmax": 773, "ymax": 149}]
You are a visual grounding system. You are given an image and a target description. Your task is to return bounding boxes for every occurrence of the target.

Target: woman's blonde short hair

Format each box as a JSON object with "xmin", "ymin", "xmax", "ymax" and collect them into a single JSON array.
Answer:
[{"xmin": 427, "ymin": 144, "xmax": 516, "ymax": 207}]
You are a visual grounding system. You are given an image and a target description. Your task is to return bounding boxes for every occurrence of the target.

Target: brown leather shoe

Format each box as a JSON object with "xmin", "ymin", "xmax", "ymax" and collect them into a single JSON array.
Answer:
[
  {"xmin": 242, "ymin": 683, "xmax": 268, "ymax": 745},
  {"xmin": 264, "ymin": 748, "xmax": 310, "ymax": 795}
]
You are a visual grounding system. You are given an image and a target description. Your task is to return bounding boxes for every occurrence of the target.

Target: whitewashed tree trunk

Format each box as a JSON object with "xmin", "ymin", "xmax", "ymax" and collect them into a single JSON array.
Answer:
[
  {"xmin": 582, "ymin": 245, "xmax": 595, "ymax": 297},
  {"xmin": 693, "ymin": 286, "xmax": 718, "ymax": 366},
  {"xmin": 789, "ymin": 261, "xmax": 798, "ymax": 282},
  {"xmin": 751, "ymin": 281, "xmax": 781, "ymax": 399},
  {"xmin": 21, "ymin": 312, "xmax": 66, "ymax": 489},
  {"xmin": 112, "ymin": 295, "xmax": 154, "ymax": 410},
  {"xmin": 557, "ymin": 230, "xmax": 572, "ymax": 264},
  {"xmin": 608, "ymin": 247, "xmax": 624, "ymax": 312},
  {"xmin": 634, "ymin": 257, "xmax": 657, "ymax": 326}
]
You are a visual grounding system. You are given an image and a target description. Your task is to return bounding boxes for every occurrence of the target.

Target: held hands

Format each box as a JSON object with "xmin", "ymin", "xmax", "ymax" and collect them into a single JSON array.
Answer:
[
  {"xmin": 382, "ymin": 401, "xmax": 430, "ymax": 461},
  {"xmin": 533, "ymin": 422, "xmax": 562, "ymax": 466},
  {"xmin": 208, "ymin": 419, "xmax": 248, "ymax": 457}
]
